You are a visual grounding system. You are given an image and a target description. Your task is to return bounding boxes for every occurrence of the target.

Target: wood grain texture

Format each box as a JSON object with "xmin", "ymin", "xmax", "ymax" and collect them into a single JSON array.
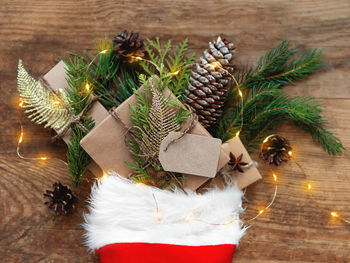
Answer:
[{"xmin": 1, "ymin": 0, "xmax": 350, "ymax": 262}]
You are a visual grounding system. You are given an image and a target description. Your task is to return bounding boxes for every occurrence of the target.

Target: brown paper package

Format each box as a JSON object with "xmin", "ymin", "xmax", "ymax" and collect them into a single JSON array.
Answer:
[
  {"xmin": 43, "ymin": 61, "xmax": 108, "ymax": 177},
  {"xmin": 44, "ymin": 61, "xmax": 261, "ymax": 189},
  {"xmin": 80, "ymin": 79, "xmax": 261, "ymax": 190}
]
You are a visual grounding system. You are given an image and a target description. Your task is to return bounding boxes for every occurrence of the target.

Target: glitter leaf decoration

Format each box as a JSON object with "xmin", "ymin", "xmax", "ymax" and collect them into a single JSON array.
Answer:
[
  {"xmin": 17, "ymin": 59, "xmax": 73, "ymax": 131},
  {"xmin": 142, "ymin": 84, "xmax": 180, "ymax": 155}
]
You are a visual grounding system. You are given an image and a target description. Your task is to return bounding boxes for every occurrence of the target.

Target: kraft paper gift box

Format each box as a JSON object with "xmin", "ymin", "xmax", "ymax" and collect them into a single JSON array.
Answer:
[
  {"xmin": 43, "ymin": 60, "xmax": 108, "ymax": 177},
  {"xmin": 44, "ymin": 61, "xmax": 261, "ymax": 189},
  {"xmin": 80, "ymin": 78, "xmax": 262, "ymax": 190}
]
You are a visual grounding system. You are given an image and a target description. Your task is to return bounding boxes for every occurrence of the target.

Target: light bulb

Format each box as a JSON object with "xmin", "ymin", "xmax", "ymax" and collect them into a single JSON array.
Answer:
[
  {"xmin": 169, "ymin": 70, "xmax": 180, "ymax": 76},
  {"xmin": 18, "ymin": 134, "xmax": 23, "ymax": 144},
  {"xmin": 331, "ymin": 212, "xmax": 338, "ymax": 218},
  {"xmin": 273, "ymin": 173, "xmax": 277, "ymax": 182},
  {"xmin": 155, "ymin": 212, "xmax": 163, "ymax": 222}
]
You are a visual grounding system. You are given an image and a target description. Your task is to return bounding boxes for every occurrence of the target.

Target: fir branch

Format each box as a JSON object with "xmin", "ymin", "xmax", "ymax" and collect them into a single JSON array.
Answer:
[
  {"xmin": 218, "ymin": 88, "xmax": 344, "ymax": 154},
  {"xmin": 237, "ymin": 40, "xmax": 324, "ymax": 90},
  {"xmin": 63, "ymin": 56, "xmax": 96, "ymax": 186},
  {"xmin": 67, "ymin": 118, "xmax": 94, "ymax": 186},
  {"xmin": 216, "ymin": 40, "xmax": 343, "ymax": 155},
  {"xmin": 63, "ymin": 55, "xmax": 91, "ymax": 114}
]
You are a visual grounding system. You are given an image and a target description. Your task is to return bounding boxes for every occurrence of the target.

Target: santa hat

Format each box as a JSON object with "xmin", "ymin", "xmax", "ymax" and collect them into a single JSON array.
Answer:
[{"xmin": 83, "ymin": 175, "xmax": 246, "ymax": 263}]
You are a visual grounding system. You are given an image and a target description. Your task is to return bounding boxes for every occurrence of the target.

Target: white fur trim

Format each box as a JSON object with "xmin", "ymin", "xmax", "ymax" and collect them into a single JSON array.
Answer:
[{"xmin": 83, "ymin": 175, "xmax": 246, "ymax": 251}]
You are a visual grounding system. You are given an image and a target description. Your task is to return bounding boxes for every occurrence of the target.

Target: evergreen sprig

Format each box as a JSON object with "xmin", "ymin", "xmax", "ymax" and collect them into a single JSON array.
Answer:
[
  {"xmin": 62, "ymin": 37, "xmax": 143, "ymax": 186},
  {"xmin": 215, "ymin": 41, "xmax": 344, "ymax": 155},
  {"xmin": 237, "ymin": 40, "xmax": 325, "ymax": 90},
  {"xmin": 63, "ymin": 56, "xmax": 96, "ymax": 186},
  {"xmin": 140, "ymin": 38, "xmax": 195, "ymax": 98},
  {"xmin": 67, "ymin": 119, "xmax": 94, "ymax": 186}
]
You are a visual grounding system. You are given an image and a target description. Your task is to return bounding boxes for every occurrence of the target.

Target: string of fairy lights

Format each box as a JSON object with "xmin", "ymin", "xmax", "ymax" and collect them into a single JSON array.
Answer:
[{"xmin": 16, "ymin": 47, "xmax": 349, "ymax": 226}]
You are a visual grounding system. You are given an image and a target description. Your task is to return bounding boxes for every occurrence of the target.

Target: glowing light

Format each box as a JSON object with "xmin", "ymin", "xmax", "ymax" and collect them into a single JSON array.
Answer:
[
  {"xmin": 134, "ymin": 56, "xmax": 143, "ymax": 61},
  {"xmin": 235, "ymin": 130, "xmax": 240, "ymax": 137},
  {"xmin": 238, "ymin": 90, "xmax": 243, "ymax": 97},
  {"xmin": 307, "ymin": 184, "xmax": 312, "ymax": 190},
  {"xmin": 19, "ymin": 101, "xmax": 24, "ymax": 107},
  {"xmin": 288, "ymin": 151, "xmax": 292, "ymax": 156},
  {"xmin": 85, "ymin": 83, "xmax": 90, "ymax": 92},
  {"xmin": 169, "ymin": 70, "xmax": 180, "ymax": 76},
  {"xmin": 100, "ymin": 172, "xmax": 109, "ymax": 180},
  {"xmin": 155, "ymin": 212, "xmax": 163, "ymax": 222},
  {"xmin": 331, "ymin": 212, "xmax": 338, "ymax": 218},
  {"xmin": 259, "ymin": 210, "xmax": 264, "ymax": 215},
  {"xmin": 100, "ymin": 49, "xmax": 108, "ymax": 54},
  {"xmin": 273, "ymin": 173, "xmax": 277, "ymax": 182},
  {"xmin": 18, "ymin": 134, "xmax": 23, "ymax": 144},
  {"xmin": 40, "ymin": 157, "xmax": 48, "ymax": 160}
]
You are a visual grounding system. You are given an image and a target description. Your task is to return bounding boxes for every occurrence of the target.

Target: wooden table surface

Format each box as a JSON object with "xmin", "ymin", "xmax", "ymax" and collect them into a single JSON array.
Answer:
[{"xmin": 1, "ymin": 0, "xmax": 350, "ymax": 262}]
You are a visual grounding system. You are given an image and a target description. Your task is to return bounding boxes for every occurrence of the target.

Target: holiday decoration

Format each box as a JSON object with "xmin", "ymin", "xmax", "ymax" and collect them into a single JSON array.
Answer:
[
  {"xmin": 221, "ymin": 136, "xmax": 261, "ymax": 189},
  {"xmin": 133, "ymin": 79, "xmax": 182, "ymax": 156},
  {"xmin": 44, "ymin": 182, "xmax": 76, "ymax": 215},
  {"xmin": 80, "ymin": 80, "xmax": 231, "ymax": 190},
  {"xmin": 260, "ymin": 135, "xmax": 292, "ymax": 166},
  {"xmin": 84, "ymin": 174, "xmax": 245, "ymax": 263},
  {"xmin": 228, "ymin": 153, "xmax": 248, "ymax": 173},
  {"xmin": 184, "ymin": 36, "xmax": 235, "ymax": 128},
  {"xmin": 15, "ymin": 29, "xmax": 350, "ymax": 263},
  {"xmin": 113, "ymin": 30, "xmax": 146, "ymax": 60},
  {"xmin": 17, "ymin": 60, "xmax": 73, "ymax": 132}
]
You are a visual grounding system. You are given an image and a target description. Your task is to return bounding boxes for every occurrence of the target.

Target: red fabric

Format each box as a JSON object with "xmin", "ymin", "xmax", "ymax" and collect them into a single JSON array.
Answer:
[{"xmin": 97, "ymin": 243, "xmax": 236, "ymax": 263}]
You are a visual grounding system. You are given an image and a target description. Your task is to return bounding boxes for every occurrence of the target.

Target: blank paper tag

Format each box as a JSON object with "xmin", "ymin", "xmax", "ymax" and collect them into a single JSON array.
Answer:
[{"xmin": 159, "ymin": 132, "xmax": 222, "ymax": 178}]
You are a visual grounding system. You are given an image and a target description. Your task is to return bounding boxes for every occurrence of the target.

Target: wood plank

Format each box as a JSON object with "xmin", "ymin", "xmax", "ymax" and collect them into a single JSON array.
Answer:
[{"xmin": 0, "ymin": 0, "xmax": 349, "ymax": 262}]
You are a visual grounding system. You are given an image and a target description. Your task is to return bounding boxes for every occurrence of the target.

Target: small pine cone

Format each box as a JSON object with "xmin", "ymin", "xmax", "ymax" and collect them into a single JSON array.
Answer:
[
  {"xmin": 44, "ymin": 182, "xmax": 76, "ymax": 215},
  {"xmin": 113, "ymin": 30, "xmax": 146, "ymax": 60},
  {"xmin": 260, "ymin": 135, "xmax": 292, "ymax": 166},
  {"xmin": 183, "ymin": 36, "xmax": 236, "ymax": 128}
]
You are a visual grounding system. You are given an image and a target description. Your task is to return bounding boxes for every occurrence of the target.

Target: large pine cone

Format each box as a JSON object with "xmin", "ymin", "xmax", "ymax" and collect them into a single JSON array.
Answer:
[
  {"xmin": 113, "ymin": 30, "xmax": 146, "ymax": 60},
  {"xmin": 260, "ymin": 135, "xmax": 292, "ymax": 166},
  {"xmin": 183, "ymin": 36, "xmax": 235, "ymax": 128}
]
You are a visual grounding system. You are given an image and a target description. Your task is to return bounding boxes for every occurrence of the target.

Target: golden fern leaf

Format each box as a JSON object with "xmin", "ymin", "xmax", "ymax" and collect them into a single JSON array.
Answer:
[
  {"xmin": 17, "ymin": 59, "xmax": 73, "ymax": 131},
  {"xmin": 142, "ymin": 84, "xmax": 180, "ymax": 155}
]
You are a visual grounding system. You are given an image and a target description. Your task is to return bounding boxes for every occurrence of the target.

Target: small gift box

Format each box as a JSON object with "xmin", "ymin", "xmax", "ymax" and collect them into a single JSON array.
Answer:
[
  {"xmin": 43, "ymin": 61, "xmax": 108, "ymax": 176},
  {"xmin": 80, "ymin": 77, "xmax": 261, "ymax": 190},
  {"xmin": 44, "ymin": 61, "xmax": 261, "ymax": 190}
]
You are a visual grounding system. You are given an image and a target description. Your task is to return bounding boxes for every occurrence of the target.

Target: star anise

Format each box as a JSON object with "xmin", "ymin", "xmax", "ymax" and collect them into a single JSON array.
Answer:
[{"xmin": 228, "ymin": 153, "xmax": 248, "ymax": 173}]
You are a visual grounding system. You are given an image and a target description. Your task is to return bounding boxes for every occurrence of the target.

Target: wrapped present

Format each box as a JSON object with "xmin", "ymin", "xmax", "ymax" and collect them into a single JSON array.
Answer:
[
  {"xmin": 44, "ymin": 62, "xmax": 261, "ymax": 190},
  {"xmin": 80, "ymin": 78, "xmax": 261, "ymax": 190},
  {"xmin": 43, "ymin": 61, "xmax": 108, "ymax": 177}
]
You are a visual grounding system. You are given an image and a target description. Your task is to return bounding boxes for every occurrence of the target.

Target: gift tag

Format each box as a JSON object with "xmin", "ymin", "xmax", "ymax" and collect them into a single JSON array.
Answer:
[{"xmin": 159, "ymin": 132, "xmax": 222, "ymax": 178}]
